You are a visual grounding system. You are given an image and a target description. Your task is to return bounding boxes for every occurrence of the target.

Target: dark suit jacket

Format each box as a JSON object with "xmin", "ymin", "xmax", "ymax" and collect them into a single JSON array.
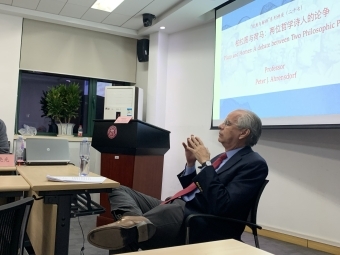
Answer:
[
  {"xmin": 177, "ymin": 146, "xmax": 268, "ymax": 242},
  {"xmin": 0, "ymin": 119, "xmax": 9, "ymax": 154}
]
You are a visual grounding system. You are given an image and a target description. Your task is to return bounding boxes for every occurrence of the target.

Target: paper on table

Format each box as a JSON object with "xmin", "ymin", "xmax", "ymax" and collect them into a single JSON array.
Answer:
[{"xmin": 46, "ymin": 175, "xmax": 106, "ymax": 183}]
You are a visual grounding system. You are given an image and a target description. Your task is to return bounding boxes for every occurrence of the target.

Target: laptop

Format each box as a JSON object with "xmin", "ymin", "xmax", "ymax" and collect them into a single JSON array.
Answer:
[{"xmin": 25, "ymin": 138, "xmax": 70, "ymax": 165}]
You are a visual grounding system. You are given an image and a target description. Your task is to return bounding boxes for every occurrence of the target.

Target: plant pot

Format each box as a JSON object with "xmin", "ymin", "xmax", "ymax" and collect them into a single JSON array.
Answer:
[{"xmin": 56, "ymin": 123, "xmax": 75, "ymax": 137}]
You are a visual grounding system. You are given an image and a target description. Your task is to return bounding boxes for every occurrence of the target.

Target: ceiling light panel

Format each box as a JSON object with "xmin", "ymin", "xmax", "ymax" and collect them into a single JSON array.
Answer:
[{"xmin": 91, "ymin": 0, "xmax": 124, "ymax": 12}]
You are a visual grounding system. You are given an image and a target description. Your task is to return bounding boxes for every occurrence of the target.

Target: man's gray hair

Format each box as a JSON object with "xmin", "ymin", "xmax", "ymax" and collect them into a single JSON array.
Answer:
[{"xmin": 235, "ymin": 110, "xmax": 262, "ymax": 146}]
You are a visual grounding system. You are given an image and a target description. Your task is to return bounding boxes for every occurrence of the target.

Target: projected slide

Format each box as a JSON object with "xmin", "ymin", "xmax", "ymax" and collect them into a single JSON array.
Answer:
[{"xmin": 213, "ymin": 0, "xmax": 340, "ymax": 127}]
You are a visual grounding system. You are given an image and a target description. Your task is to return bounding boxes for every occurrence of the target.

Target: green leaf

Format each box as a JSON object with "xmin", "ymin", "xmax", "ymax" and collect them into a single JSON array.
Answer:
[{"xmin": 41, "ymin": 82, "xmax": 82, "ymax": 124}]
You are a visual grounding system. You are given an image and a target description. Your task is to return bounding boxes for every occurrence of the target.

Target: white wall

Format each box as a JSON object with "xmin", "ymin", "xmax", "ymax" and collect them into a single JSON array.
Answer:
[
  {"xmin": 162, "ymin": 22, "xmax": 220, "ymax": 197},
  {"xmin": 257, "ymin": 129, "xmax": 340, "ymax": 246},
  {"xmin": 0, "ymin": 14, "xmax": 22, "ymax": 147},
  {"xmin": 146, "ymin": 32, "xmax": 169, "ymax": 127},
  {"xmin": 135, "ymin": 61, "xmax": 149, "ymax": 121},
  {"xmin": 161, "ymin": 21, "xmax": 340, "ymax": 247}
]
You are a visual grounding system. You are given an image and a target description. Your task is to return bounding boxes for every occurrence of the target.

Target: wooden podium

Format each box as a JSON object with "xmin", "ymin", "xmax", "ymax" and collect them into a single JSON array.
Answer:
[{"xmin": 91, "ymin": 119, "xmax": 170, "ymax": 226}]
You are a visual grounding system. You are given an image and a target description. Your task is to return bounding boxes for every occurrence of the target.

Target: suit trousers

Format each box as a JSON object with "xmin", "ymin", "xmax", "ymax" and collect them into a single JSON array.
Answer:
[{"xmin": 108, "ymin": 186, "xmax": 186, "ymax": 250}]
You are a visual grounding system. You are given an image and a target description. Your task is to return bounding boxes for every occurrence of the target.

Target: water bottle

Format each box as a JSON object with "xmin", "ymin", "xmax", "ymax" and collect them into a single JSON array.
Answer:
[
  {"xmin": 16, "ymin": 135, "xmax": 25, "ymax": 165},
  {"xmin": 77, "ymin": 125, "xmax": 83, "ymax": 137},
  {"xmin": 79, "ymin": 137, "xmax": 90, "ymax": 176}
]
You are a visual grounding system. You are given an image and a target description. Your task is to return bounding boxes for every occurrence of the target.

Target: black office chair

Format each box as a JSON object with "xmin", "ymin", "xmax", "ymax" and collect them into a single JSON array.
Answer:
[
  {"xmin": 185, "ymin": 180, "xmax": 269, "ymax": 248},
  {"xmin": 0, "ymin": 197, "xmax": 34, "ymax": 255}
]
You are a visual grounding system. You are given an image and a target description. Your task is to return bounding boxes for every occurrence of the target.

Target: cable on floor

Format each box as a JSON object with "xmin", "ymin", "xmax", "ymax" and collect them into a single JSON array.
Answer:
[{"xmin": 78, "ymin": 216, "xmax": 86, "ymax": 255}]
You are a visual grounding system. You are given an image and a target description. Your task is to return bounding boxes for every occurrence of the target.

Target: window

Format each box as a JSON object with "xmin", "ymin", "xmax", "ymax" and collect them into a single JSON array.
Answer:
[{"xmin": 17, "ymin": 71, "xmax": 129, "ymax": 136}]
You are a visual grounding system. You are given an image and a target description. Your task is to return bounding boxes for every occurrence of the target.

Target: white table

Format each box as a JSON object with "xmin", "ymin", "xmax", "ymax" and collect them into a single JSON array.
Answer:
[{"xmin": 122, "ymin": 239, "xmax": 273, "ymax": 255}]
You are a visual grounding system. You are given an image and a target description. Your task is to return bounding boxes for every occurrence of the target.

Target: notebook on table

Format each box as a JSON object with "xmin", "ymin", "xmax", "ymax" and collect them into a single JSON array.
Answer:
[{"xmin": 25, "ymin": 138, "xmax": 70, "ymax": 165}]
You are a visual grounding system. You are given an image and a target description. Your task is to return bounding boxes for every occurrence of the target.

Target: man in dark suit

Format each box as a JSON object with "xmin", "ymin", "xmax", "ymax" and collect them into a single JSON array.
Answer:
[{"xmin": 88, "ymin": 109, "xmax": 268, "ymax": 253}]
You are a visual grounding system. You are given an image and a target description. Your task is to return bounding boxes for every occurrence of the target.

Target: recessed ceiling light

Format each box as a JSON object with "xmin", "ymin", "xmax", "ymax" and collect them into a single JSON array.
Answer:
[
  {"xmin": 91, "ymin": 0, "xmax": 124, "ymax": 12},
  {"xmin": 160, "ymin": 26, "xmax": 165, "ymax": 29}
]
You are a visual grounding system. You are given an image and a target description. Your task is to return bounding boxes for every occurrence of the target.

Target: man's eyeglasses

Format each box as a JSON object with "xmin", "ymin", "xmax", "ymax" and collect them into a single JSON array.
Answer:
[{"xmin": 222, "ymin": 120, "xmax": 235, "ymax": 126}]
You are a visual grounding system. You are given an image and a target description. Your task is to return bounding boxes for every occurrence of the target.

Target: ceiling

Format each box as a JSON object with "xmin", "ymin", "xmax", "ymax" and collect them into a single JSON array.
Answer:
[{"xmin": 0, "ymin": 0, "xmax": 229, "ymax": 39}]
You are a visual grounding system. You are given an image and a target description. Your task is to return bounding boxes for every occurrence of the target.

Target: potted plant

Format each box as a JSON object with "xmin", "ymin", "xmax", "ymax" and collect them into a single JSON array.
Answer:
[{"xmin": 40, "ymin": 82, "xmax": 82, "ymax": 136}]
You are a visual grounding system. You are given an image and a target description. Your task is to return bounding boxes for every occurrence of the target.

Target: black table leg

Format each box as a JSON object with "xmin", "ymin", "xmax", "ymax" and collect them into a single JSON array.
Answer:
[
  {"xmin": 54, "ymin": 195, "xmax": 72, "ymax": 255},
  {"xmin": 42, "ymin": 188, "xmax": 113, "ymax": 255}
]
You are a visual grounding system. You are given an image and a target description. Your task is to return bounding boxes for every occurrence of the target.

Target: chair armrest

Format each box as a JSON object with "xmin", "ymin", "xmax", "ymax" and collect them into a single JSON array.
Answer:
[{"xmin": 185, "ymin": 214, "xmax": 262, "ymax": 230}]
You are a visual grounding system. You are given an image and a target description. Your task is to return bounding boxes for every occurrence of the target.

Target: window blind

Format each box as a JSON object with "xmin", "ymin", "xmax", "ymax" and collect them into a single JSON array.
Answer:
[{"xmin": 20, "ymin": 19, "xmax": 137, "ymax": 83}]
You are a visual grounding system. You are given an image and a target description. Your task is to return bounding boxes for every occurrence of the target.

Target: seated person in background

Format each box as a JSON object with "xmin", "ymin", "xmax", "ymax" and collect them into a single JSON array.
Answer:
[
  {"xmin": 0, "ymin": 119, "xmax": 9, "ymax": 154},
  {"xmin": 88, "ymin": 109, "xmax": 268, "ymax": 253}
]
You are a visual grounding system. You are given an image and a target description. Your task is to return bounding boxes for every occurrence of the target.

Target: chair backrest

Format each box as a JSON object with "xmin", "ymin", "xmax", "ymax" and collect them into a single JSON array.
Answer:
[
  {"xmin": 248, "ymin": 179, "xmax": 269, "ymax": 224},
  {"xmin": 0, "ymin": 197, "xmax": 34, "ymax": 255}
]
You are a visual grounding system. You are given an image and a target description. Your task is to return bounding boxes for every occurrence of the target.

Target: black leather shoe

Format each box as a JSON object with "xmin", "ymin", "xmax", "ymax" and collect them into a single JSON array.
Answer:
[{"xmin": 87, "ymin": 216, "xmax": 156, "ymax": 250}]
